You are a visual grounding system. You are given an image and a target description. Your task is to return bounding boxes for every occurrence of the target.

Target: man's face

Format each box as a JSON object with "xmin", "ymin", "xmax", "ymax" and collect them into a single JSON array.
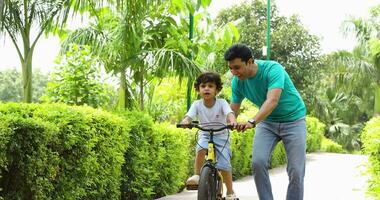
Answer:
[{"xmin": 228, "ymin": 58, "xmax": 252, "ymax": 80}]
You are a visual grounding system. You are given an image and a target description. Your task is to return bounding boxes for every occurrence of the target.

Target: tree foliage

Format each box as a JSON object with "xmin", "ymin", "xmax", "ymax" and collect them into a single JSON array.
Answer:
[
  {"xmin": 42, "ymin": 44, "xmax": 114, "ymax": 108},
  {"xmin": 342, "ymin": 4, "xmax": 380, "ymax": 116},
  {"xmin": 60, "ymin": 0, "xmax": 239, "ymax": 111},
  {"xmin": 0, "ymin": 68, "xmax": 48, "ymax": 102},
  {"xmin": 215, "ymin": 0, "xmax": 323, "ymax": 107},
  {"xmin": 308, "ymin": 4, "xmax": 380, "ymax": 151},
  {"xmin": 0, "ymin": 0, "xmax": 86, "ymax": 102},
  {"xmin": 60, "ymin": 1, "xmax": 204, "ymax": 110}
]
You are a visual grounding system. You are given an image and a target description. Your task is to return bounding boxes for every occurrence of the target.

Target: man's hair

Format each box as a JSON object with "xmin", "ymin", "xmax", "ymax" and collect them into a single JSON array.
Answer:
[
  {"xmin": 224, "ymin": 43, "xmax": 253, "ymax": 63},
  {"xmin": 194, "ymin": 72, "xmax": 223, "ymax": 91}
]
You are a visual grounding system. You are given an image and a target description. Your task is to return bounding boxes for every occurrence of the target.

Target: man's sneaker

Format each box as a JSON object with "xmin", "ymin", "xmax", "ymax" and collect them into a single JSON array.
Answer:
[
  {"xmin": 186, "ymin": 175, "xmax": 199, "ymax": 190},
  {"xmin": 225, "ymin": 193, "xmax": 239, "ymax": 200}
]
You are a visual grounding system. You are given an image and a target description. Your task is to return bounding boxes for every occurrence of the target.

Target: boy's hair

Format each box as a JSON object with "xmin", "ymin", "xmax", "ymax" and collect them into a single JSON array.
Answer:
[
  {"xmin": 194, "ymin": 72, "xmax": 223, "ymax": 91},
  {"xmin": 224, "ymin": 43, "xmax": 253, "ymax": 63}
]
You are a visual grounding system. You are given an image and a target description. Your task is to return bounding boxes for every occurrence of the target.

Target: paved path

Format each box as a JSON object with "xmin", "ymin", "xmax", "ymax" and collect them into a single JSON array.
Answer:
[{"xmin": 157, "ymin": 153, "xmax": 371, "ymax": 200}]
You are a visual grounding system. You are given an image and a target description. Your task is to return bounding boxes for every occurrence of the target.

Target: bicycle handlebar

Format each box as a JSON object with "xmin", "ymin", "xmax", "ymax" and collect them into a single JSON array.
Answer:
[{"xmin": 176, "ymin": 122, "xmax": 233, "ymax": 132}]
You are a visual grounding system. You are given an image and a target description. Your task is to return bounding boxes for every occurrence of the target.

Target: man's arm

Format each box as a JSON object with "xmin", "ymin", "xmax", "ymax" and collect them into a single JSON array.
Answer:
[
  {"xmin": 252, "ymin": 88, "xmax": 282, "ymax": 124},
  {"xmin": 237, "ymin": 88, "xmax": 282, "ymax": 131},
  {"xmin": 230, "ymin": 103, "xmax": 241, "ymax": 118}
]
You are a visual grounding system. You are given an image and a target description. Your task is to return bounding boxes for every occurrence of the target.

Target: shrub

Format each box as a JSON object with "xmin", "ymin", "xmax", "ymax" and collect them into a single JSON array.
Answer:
[
  {"xmin": 0, "ymin": 103, "xmax": 129, "ymax": 199},
  {"xmin": 230, "ymin": 129, "xmax": 255, "ymax": 179},
  {"xmin": 271, "ymin": 142, "xmax": 288, "ymax": 168},
  {"xmin": 361, "ymin": 117, "xmax": 380, "ymax": 197},
  {"xmin": 0, "ymin": 116, "xmax": 58, "ymax": 199},
  {"xmin": 152, "ymin": 123, "xmax": 192, "ymax": 198},
  {"xmin": 306, "ymin": 116, "xmax": 325, "ymax": 152},
  {"xmin": 320, "ymin": 137, "xmax": 345, "ymax": 153},
  {"xmin": 117, "ymin": 110, "xmax": 157, "ymax": 199}
]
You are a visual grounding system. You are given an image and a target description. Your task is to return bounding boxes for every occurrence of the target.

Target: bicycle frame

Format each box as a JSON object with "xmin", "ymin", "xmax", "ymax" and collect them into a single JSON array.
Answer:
[
  {"xmin": 204, "ymin": 130, "xmax": 224, "ymax": 199},
  {"xmin": 177, "ymin": 122, "xmax": 233, "ymax": 200}
]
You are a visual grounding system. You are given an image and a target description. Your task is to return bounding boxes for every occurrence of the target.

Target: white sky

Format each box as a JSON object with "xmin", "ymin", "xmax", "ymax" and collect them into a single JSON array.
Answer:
[{"xmin": 0, "ymin": 0, "xmax": 378, "ymax": 73}]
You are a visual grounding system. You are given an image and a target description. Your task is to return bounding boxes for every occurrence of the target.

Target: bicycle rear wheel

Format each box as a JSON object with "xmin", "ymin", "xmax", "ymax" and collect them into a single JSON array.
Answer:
[{"xmin": 198, "ymin": 165, "xmax": 220, "ymax": 200}]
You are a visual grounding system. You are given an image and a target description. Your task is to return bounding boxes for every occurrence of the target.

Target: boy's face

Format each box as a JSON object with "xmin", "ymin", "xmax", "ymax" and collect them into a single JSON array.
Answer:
[{"xmin": 198, "ymin": 82, "xmax": 218, "ymax": 100}]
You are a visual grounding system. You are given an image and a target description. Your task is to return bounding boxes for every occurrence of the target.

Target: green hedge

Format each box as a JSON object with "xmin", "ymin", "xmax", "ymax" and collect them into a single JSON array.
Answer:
[
  {"xmin": 0, "ymin": 103, "xmax": 330, "ymax": 199},
  {"xmin": 152, "ymin": 123, "xmax": 192, "ymax": 197},
  {"xmin": 306, "ymin": 116, "xmax": 325, "ymax": 153},
  {"xmin": 230, "ymin": 129, "xmax": 255, "ymax": 178},
  {"xmin": 0, "ymin": 103, "xmax": 129, "ymax": 199},
  {"xmin": 0, "ymin": 104, "xmax": 193, "ymax": 200},
  {"xmin": 116, "ymin": 110, "xmax": 192, "ymax": 199},
  {"xmin": 361, "ymin": 117, "xmax": 380, "ymax": 197},
  {"xmin": 320, "ymin": 137, "xmax": 344, "ymax": 153}
]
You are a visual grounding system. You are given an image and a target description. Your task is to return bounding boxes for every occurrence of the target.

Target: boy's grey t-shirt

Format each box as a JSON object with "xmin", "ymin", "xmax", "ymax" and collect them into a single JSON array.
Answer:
[{"xmin": 186, "ymin": 98, "xmax": 233, "ymax": 134}]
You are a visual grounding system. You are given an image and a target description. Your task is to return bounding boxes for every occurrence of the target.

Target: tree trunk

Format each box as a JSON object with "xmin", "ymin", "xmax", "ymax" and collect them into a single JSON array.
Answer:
[
  {"xmin": 118, "ymin": 69, "xmax": 127, "ymax": 110},
  {"xmin": 374, "ymin": 83, "xmax": 380, "ymax": 116},
  {"xmin": 21, "ymin": 44, "xmax": 33, "ymax": 103},
  {"xmin": 139, "ymin": 73, "xmax": 144, "ymax": 111},
  {"xmin": 186, "ymin": 77, "xmax": 192, "ymax": 111}
]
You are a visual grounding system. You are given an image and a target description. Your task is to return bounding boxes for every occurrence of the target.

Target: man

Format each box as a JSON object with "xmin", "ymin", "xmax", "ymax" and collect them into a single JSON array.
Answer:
[{"xmin": 224, "ymin": 44, "xmax": 307, "ymax": 200}]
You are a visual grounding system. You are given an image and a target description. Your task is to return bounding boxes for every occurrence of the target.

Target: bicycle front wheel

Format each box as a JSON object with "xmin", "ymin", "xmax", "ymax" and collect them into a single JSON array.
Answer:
[{"xmin": 198, "ymin": 165, "xmax": 220, "ymax": 200}]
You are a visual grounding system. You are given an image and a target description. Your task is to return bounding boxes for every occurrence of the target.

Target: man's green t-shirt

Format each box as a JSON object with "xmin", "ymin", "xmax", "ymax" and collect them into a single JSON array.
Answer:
[{"xmin": 231, "ymin": 60, "xmax": 306, "ymax": 122}]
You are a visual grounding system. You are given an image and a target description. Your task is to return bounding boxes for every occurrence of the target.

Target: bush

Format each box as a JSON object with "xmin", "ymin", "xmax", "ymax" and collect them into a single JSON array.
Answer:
[
  {"xmin": 320, "ymin": 137, "xmax": 345, "ymax": 153},
  {"xmin": 152, "ymin": 123, "xmax": 192, "ymax": 198},
  {"xmin": 0, "ymin": 103, "xmax": 129, "ymax": 199},
  {"xmin": 361, "ymin": 117, "xmax": 380, "ymax": 198},
  {"xmin": 117, "ymin": 111, "xmax": 192, "ymax": 199},
  {"xmin": 271, "ymin": 142, "xmax": 288, "ymax": 168},
  {"xmin": 230, "ymin": 129, "xmax": 255, "ymax": 179},
  {"xmin": 306, "ymin": 116, "xmax": 325, "ymax": 152}
]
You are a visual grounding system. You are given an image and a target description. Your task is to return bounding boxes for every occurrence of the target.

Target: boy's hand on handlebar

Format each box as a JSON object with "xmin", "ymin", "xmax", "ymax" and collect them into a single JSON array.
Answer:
[
  {"xmin": 235, "ymin": 122, "xmax": 254, "ymax": 132},
  {"xmin": 228, "ymin": 122, "xmax": 238, "ymax": 130}
]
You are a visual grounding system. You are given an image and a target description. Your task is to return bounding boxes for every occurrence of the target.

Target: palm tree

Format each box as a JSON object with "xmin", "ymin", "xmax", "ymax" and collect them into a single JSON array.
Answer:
[
  {"xmin": 0, "ymin": 0, "xmax": 108, "ymax": 103},
  {"xmin": 60, "ymin": 1, "xmax": 202, "ymax": 110},
  {"xmin": 342, "ymin": 5, "xmax": 380, "ymax": 115},
  {"xmin": 369, "ymin": 38, "xmax": 380, "ymax": 115}
]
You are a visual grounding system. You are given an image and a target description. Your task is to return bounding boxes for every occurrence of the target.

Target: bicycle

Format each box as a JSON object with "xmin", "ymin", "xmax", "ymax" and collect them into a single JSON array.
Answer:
[{"xmin": 177, "ymin": 121, "xmax": 238, "ymax": 200}]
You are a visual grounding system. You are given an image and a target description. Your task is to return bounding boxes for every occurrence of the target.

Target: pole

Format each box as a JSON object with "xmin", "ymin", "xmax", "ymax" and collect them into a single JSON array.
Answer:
[
  {"xmin": 266, "ymin": 0, "xmax": 271, "ymax": 60},
  {"xmin": 187, "ymin": 13, "xmax": 194, "ymax": 110}
]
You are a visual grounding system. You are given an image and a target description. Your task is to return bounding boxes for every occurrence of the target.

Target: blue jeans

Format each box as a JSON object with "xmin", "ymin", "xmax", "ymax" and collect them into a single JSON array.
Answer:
[{"xmin": 252, "ymin": 117, "xmax": 306, "ymax": 200}]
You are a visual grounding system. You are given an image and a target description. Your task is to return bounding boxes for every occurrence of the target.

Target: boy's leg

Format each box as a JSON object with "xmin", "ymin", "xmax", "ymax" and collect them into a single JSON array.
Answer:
[
  {"xmin": 195, "ymin": 149, "xmax": 207, "ymax": 174},
  {"xmin": 213, "ymin": 134, "xmax": 235, "ymax": 196},
  {"xmin": 186, "ymin": 149, "xmax": 207, "ymax": 187},
  {"xmin": 221, "ymin": 170, "xmax": 234, "ymax": 195},
  {"xmin": 194, "ymin": 133, "xmax": 209, "ymax": 175},
  {"xmin": 280, "ymin": 118, "xmax": 306, "ymax": 200},
  {"xmin": 252, "ymin": 121, "xmax": 280, "ymax": 200},
  {"xmin": 187, "ymin": 133, "xmax": 208, "ymax": 187}
]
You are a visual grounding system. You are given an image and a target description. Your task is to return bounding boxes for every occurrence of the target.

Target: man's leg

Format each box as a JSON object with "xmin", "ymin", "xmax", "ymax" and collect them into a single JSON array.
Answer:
[
  {"xmin": 252, "ymin": 121, "xmax": 280, "ymax": 200},
  {"xmin": 280, "ymin": 118, "xmax": 307, "ymax": 200}
]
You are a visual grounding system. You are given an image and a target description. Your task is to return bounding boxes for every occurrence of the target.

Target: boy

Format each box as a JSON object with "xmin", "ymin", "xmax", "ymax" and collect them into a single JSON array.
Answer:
[{"xmin": 180, "ymin": 72, "xmax": 238, "ymax": 199}]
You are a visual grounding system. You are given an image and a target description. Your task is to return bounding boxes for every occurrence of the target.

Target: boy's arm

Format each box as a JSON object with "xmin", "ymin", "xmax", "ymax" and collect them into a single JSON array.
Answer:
[
  {"xmin": 180, "ymin": 116, "xmax": 192, "ymax": 124},
  {"xmin": 227, "ymin": 112, "xmax": 237, "ymax": 127}
]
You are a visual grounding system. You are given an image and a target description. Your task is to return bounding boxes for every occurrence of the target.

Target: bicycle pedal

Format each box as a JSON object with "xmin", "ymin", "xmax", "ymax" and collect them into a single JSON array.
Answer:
[{"xmin": 186, "ymin": 184, "xmax": 198, "ymax": 190}]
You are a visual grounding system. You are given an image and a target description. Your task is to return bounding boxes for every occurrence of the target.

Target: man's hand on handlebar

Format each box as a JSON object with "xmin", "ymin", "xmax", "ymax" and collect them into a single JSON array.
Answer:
[{"xmin": 235, "ymin": 122, "xmax": 255, "ymax": 132}]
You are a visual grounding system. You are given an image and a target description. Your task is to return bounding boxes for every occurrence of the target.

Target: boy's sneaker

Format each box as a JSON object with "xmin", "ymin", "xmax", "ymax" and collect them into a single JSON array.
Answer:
[
  {"xmin": 225, "ymin": 193, "xmax": 239, "ymax": 200},
  {"xmin": 186, "ymin": 175, "xmax": 199, "ymax": 190}
]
